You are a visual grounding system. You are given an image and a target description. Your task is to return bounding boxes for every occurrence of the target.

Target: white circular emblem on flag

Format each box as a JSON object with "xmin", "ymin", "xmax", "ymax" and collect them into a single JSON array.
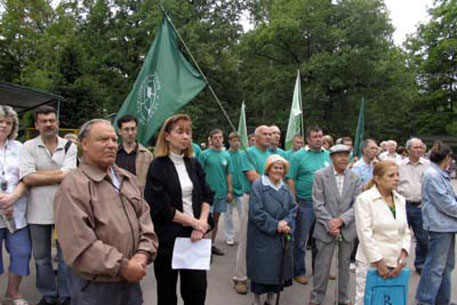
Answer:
[{"xmin": 137, "ymin": 73, "xmax": 161, "ymax": 126}]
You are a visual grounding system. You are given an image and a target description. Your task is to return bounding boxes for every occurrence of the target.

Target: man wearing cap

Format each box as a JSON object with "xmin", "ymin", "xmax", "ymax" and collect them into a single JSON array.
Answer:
[
  {"xmin": 310, "ymin": 145, "xmax": 362, "ymax": 305},
  {"xmin": 286, "ymin": 125, "xmax": 331, "ymax": 285}
]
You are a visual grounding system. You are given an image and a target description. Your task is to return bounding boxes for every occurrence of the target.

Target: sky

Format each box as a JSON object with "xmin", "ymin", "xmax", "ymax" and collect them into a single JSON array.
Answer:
[{"xmin": 384, "ymin": 0, "xmax": 434, "ymax": 45}]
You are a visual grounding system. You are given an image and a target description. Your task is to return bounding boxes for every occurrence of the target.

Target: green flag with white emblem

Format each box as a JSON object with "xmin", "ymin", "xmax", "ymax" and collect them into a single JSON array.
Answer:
[
  {"xmin": 114, "ymin": 16, "xmax": 206, "ymax": 145},
  {"xmin": 285, "ymin": 70, "xmax": 303, "ymax": 150}
]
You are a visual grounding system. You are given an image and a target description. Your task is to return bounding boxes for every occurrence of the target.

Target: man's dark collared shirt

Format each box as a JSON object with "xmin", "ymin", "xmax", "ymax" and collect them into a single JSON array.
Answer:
[{"xmin": 115, "ymin": 143, "xmax": 137, "ymax": 175}]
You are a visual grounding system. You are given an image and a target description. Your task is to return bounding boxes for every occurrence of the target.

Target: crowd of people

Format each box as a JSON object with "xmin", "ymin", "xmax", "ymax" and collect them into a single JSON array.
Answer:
[{"xmin": 0, "ymin": 104, "xmax": 456, "ymax": 305}]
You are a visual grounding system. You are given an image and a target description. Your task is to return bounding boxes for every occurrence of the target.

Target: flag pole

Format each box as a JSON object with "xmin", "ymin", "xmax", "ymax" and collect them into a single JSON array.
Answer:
[
  {"xmin": 158, "ymin": 4, "xmax": 237, "ymax": 133},
  {"xmin": 298, "ymin": 69, "xmax": 304, "ymax": 136}
]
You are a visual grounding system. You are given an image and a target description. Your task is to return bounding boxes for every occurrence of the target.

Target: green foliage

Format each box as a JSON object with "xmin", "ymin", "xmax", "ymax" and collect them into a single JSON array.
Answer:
[
  {"xmin": 406, "ymin": 0, "xmax": 457, "ymax": 136},
  {"xmin": 0, "ymin": 0, "xmax": 449, "ymax": 145},
  {"xmin": 239, "ymin": 0, "xmax": 418, "ymax": 142}
]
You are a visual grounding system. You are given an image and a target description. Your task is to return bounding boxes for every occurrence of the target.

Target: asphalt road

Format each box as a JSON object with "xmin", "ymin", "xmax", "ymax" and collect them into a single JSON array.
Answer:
[{"xmin": 1, "ymin": 180, "xmax": 456, "ymax": 305}]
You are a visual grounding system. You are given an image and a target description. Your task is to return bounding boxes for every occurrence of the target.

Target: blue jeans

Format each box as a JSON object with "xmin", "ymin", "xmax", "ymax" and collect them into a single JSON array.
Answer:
[
  {"xmin": 29, "ymin": 224, "xmax": 70, "ymax": 303},
  {"xmin": 406, "ymin": 203, "xmax": 428, "ymax": 270},
  {"xmin": 0, "ymin": 227, "xmax": 32, "ymax": 276},
  {"xmin": 294, "ymin": 199, "xmax": 316, "ymax": 276},
  {"xmin": 224, "ymin": 196, "xmax": 242, "ymax": 241},
  {"xmin": 415, "ymin": 232, "xmax": 455, "ymax": 305}
]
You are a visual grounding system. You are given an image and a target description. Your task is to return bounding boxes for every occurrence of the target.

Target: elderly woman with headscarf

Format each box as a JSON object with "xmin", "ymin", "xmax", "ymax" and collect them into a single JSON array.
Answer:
[{"xmin": 247, "ymin": 154, "xmax": 297, "ymax": 305}]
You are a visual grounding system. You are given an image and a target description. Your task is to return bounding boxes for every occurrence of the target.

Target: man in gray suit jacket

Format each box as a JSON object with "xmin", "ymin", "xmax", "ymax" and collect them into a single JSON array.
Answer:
[{"xmin": 310, "ymin": 145, "xmax": 362, "ymax": 305}]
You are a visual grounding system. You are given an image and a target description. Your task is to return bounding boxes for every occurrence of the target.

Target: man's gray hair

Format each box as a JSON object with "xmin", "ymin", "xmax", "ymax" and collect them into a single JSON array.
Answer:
[
  {"xmin": 78, "ymin": 119, "xmax": 112, "ymax": 142},
  {"xmin": 362, "ymin": 139, "xmax": 377, "ymax": 153},
  {"xmin": 0, "ymin": 105, "xmax": 19, "ymax": 140},
  {"xmin": 405, "ymin": 137, "xmax": 425, "ymax": 150}
]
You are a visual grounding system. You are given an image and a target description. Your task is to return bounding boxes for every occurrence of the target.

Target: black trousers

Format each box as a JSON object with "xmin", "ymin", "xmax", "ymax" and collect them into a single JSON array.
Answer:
[{"xmin": 154, "ymin": 253, "xmax": 207, "ymax": 305}]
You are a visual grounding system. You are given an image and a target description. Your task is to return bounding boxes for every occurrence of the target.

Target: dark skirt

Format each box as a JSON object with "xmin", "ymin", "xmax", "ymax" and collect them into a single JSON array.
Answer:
[{"xmin": 250, "ymin": 279, "xmax": 292, "ymax": 294}]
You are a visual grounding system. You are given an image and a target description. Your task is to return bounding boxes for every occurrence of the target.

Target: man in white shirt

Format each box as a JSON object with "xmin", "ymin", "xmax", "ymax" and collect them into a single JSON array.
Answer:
[
  {"xmin": 20, "ymin": 106, "xmax": 77, "ymax": 305},
  {"xmin": 398, "ymin": 137, "xmax": 429, "ymax": 274},
  {"xmin": 379, "ymin": 140, "xmax": 402, "ymax": 163}
]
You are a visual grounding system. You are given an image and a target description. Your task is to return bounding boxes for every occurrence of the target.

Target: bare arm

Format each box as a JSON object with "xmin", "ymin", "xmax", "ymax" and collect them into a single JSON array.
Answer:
[
  {"xmin": 172, "ymin": 209, "xmax": 208, "ymax": 233},
  {"xmin": 245, "ymin": 170, "xmax": 259, "ymax": 182},
  {"xmin": 22, "ymin": 170, "xmax": 68, "ymax": 186},
  {"xmin": 226, "ymin": 173, "xmax": 233, "ymax": 203}
]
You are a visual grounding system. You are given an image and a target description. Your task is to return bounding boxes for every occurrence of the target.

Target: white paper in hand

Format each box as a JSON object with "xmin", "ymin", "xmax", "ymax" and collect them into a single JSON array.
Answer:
[{"xmin": 172, "ymin": 238, "xmax": 211, "ymax": 270}]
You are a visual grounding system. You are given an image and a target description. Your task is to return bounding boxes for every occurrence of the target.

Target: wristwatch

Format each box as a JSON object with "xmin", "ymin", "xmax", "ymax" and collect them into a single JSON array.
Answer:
[{"xmin": 397, "ymin": 258, "xmax": 407, "ymax": 267}]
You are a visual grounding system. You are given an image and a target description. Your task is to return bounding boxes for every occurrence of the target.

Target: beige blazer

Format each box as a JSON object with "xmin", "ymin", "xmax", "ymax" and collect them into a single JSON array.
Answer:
[{"xmin": 355, "ymin": 186, "xmax": 411, "ymax": 268}]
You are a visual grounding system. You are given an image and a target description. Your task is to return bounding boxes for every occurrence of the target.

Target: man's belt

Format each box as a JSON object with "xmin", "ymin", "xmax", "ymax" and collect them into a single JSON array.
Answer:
[{"xmin": 406, "ymin": 200, "xmax": 421, "ymax": 206}]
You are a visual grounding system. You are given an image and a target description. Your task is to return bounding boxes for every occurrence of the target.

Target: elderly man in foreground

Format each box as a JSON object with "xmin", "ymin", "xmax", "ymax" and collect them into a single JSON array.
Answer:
[
  {"xmin": 54, "ymin": 119, "xmax": 158, "ymax": 305},
  {"xmin": 310, "ymin": 145, "xmax": 362, "ymax": 305}
]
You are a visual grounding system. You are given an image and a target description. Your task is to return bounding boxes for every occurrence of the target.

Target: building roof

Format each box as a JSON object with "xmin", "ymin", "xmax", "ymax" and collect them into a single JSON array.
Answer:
[{"xmin": 0, "ymin": 82, "xmax": 62, "ymax": 114}]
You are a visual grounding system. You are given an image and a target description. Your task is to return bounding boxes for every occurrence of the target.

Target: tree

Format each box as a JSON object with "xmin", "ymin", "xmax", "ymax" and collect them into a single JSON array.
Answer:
[
  {"xmin": 406, "ymin": 0, "xmax": 457, "ymax": 135},
  {"xmin": 239, "ymin": 0, "xmax": 418, "ymax": 142}
]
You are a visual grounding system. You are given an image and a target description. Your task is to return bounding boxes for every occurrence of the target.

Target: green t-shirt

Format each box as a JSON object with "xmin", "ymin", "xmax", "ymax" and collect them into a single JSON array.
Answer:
[
  {"xmin": 268, "ymin": 147, "xmax": 288, "ymax": 159},
  {"xmin": 228, "ymin": 149, "xmax": 247, "ymax": 197},
  {"xmin": 198, "ymin": 148, "xmax": 233, "ymax": 200},
  {"xmin": 192, "ymin": 142, "xmax": 202, "ymax": 158},
  {"xmin": 286, "ymin": 148, "xmax": 331, "ymax": 201},
  {"xmin": 284, "ymin": 149, "xmax": 298, "ymax": 160},
  {"xmin": 241, "ymin": 146, "xmax": 272, "ymax": 193}
]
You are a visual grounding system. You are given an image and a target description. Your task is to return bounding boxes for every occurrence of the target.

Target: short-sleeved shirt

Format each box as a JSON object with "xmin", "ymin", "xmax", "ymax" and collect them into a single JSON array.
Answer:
[
  {"xmin": 286, "ymin": 148, "xmax": 331, "ymax": 201},
  {"xmin": 351, "ymin": 158, "xmax": 374, "ymax": 185},
  {"xmin": 228, "ymin": 149, "xmax": 246, "ymax": 197},
  {"xmin": 398, "ymin": 157, "xmax": 429, "ymax": 202},
  {"xmin": 198, "ymin": 148, "xmax": 233, "ymax": 200},
  {"xmin": 241, "ymin": 146, "xmax": 272, "ymax": 193},
  {"xmin": 20, "ymin": 136, "xmax": 77, "ymax": 224},
  {"xmin": 0, "ymin": 140, "xmax": 28, "ymax": 230}
]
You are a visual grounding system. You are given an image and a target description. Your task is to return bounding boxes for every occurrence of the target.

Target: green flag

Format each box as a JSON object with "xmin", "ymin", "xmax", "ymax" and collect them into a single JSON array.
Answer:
[
  {"xmin": 353, "ymin": 97, "xmax": 365, "ymax": 158},
  {"xmin": 238, "ymin": 102, "xmax": 248, "ymax": 149},
  {"xmin": 285, "ymin": 70, "xmax": 303, "ymax": 150},
  {"xmin": 114, "ymin": 16, "xmax": 206, "ymax": 145}
]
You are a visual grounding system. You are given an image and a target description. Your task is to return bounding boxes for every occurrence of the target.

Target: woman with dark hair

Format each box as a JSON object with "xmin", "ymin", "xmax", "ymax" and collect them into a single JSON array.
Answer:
[
  {"xmin": 354, "ymin": 160, "xmax": 411, "ymax": 305},
  {"xmin": 144, "ymin": 114, "xmax": 213, "ymax": 305},
  {"xmin": 415, "ymin": 142, "xmax": 457, "ymax": 305}
]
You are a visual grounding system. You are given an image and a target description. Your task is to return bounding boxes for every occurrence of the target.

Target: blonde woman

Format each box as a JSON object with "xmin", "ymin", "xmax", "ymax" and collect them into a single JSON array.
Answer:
[
  {"xmin": 354, "ymin": 161, "xmax": 411, "ymax": 305},
  {"xmin": 144, "ymin": 114, "xmax": 214, "ymax": 305},
  {"xmin": 322, "ymin": 135, "xmax": 334, "ymax": 150},
  {"xmin": 0, "ymin": 105, "xmax": 31, "ymax": 305}
]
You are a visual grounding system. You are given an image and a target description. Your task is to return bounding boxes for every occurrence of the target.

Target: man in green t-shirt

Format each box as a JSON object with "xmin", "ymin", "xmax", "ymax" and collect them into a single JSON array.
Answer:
[
  {"xmin": 286, "ymin": 126, "xmax": 331, "ymax": 285},
  {"xmin": 224, "ymin": 132, "xmax": 247, "ymax": 246},
  {"xmin": 268, "ymin": 124, "xmax": 288, "ymax": 158},
  {"xmin": 232, "ymin": 125, "xmax": 273, "ymax": 294},
  {"xmin": 285, "ymin": 134, "xmax": 304, "ymax": 160},
  {"xmin": 199, "ymin": 129, "xmax": 233, "ymax": 256}
]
